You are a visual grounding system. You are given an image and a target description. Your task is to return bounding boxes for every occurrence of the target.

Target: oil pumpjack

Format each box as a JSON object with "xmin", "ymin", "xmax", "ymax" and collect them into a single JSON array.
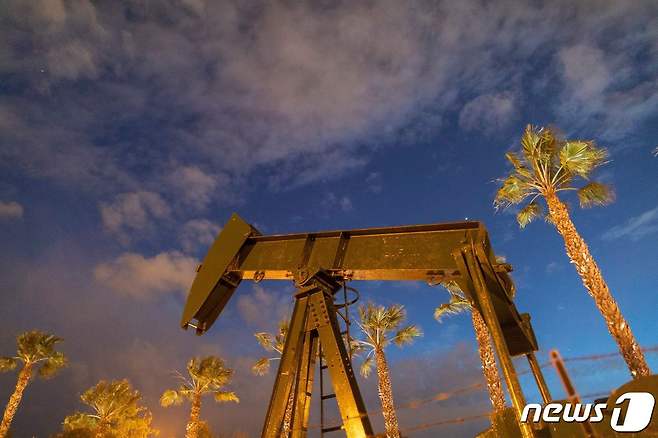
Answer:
[{"xmin": 180, "ymin": 213, "xmax": 657, "ymax": 437}]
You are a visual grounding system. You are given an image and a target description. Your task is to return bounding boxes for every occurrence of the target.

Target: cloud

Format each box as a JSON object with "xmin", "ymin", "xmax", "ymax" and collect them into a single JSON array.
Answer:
[
  {"xmin": 99, "ymin": 191, "xmax": 170, "ymax": 243},
  {"xmin": 236, "ymin": 285, "xmax": 293, "ymax": 330},
  {"xmin": 458, "ymin": 92, "xmax": 517, "ymax": 133},
  {"xmin": 602, "ymin": 206, "xmax": 658, "ymax": 242},
  {"xmin": 365, "ymin": 172, "xmax": 383, "ymax": 194},
  {"xmin": 545, "ymin": 261, "xmax": 562, "ymax": 274},
  {"xmin": 2, "ymin": 0, "xmax": 654, "ymax": 200},
  {"xmin": 326, "ymin": 192, "xmax": 353, "ymax": 212},
  {"xmin": 46, "ymin": 40, "xmax": 99, "ymax": 81},
  {"xmin": 555, "ymin": 36, "xmax": 658, "ymax": 142},
  {"xmin": 179, "ymin": 218, "xmax": 221, "ymax": 253},
  {"xmin": 94, "ymin": 251, "xmax": 198, "ymax": 299},
  {"xmin": 558, "ymin": 44, "xmax": 611, "ymax": 102},
  {"xmin": 168, "ymin": 166, "xmax": 228, "ymax": 209},
  {"xmin": 0, "ymin": 200, "xmax": 23, "ymax": 220}
]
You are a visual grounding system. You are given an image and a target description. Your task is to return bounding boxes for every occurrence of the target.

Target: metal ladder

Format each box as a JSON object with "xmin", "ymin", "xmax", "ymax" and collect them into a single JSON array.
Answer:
[{"xmin": 319, "ymin": 282, "xmax": 359, "ymax": 436}]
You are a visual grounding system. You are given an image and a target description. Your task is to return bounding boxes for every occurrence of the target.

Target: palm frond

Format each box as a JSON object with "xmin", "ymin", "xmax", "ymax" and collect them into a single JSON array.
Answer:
[
  {"xmin": 359, "ymin": 354, "xmax": 375, "ymax": 378},
  {"xmin": 516, "ymin": 202, "xmax": 543, "ymax": 228},
  {"xmin": 251, "ymin": 358, "xmax": 271, "ymax": 376},
  {"xmin": 441, "ymin": 281, "xmax": 464, "ymax": 296},
  {"xmin": 559, "ymin": 141, "xmax": 608, "ymax": 178},
  {"xmin": 160, "ymin": 389, "xmax": 183, "ymax": 407},
  {"xmin": 577, "ymin": 182, "xmax": 615, "ymax": 208},
  {"xmin": 254, "ymin": 332, "xmax": 275, "ymax": 352},
  {"xmin": 494, "ymin": 175, "xmax": 535, "ymax": 209},
  {"xmin": 17, "ymin": 331, "xmax": 65, "ymax": 364},
  {"xmin": 81, "ymin": 379, "xmax": 143, "ymax": 420},
  {"xmin": 434, "ymin": 298, "xmax": 471, "ymax": 322},
  {"xmin": 538, "ymin": 125, "xmax": 562, "ymax": 156},
  {"xmin": 39, "ymin": 351, "xmax": 68, "ymax": 379},
  {"xmin": 214, "ymin": 391, "xmax": 239, "ymax": 403},
  {"xmin": 62, "ymin": 412, "xmax": 98, "ymax": 431},
  {"xmin": 277, "ymin": 319, "xmax": 289, "ymax": 336},
  {"xmin": 520, "ymin": 124, "xmax": 542, "ymax": 161},
  {"xmin": 274, "ymin": 319, "xmax": 289, "ymax": 353},
  {"xmin": 382, "ymin": 304, "xmax": 406, "ymax": 330},
  {"xmin": 349, "ymin": 339, "xmax": 368, "ymax": 358},
  {"xmin": 392, "ymin": 325, "xmax": 422, "ymax": 346},
  {"xmin": 0, "ymin": 357, "xmax": 18, "ymax": 372}
]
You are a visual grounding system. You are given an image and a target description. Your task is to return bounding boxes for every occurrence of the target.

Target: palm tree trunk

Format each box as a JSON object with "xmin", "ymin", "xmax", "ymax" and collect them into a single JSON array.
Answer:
[
  {"xmin": 186, "ymin": 392, "xmax": 202, "ymax": 438},
  {"xmin": 282, "ymin": 391, "xmax": 294, "ymax": 437},
  {"xmin": 545, "ymin": 191, "xmax": 650, "ymax": 378},
  {"xmin": 374, "ymin": 348, "xmax": 400, "ymax": 438},
  {"xmin": 95, "ymin": 421, "xmax": 109, "ymax": 438},
  {"xmin": 471, "ymin": 309, "xmax": 506, "ymax": 412},
  {"xmin": 0, "ymin": 363, "xmax": 32, "ymax": 438}
]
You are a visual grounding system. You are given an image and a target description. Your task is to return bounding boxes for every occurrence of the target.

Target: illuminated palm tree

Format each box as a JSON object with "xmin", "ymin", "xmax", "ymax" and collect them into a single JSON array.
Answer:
[
  {"xmin": 495, "ymin": 124, "xmax": 650, "ymax": 378},
  {"xmin": 252, "ymin": 320, "xmax": 288, "ymax": 376},
  {"xmin": 434, "ymin": 283, "xmax": 506, "ymax": 412},
  {"xmin": 353, "ymin": 303, "xmax": 421, "ymax": 438},
  {"xmin": 252, "ymin": 320, "xmax": 294, "ymax": 437},
  {"xmin": 0, "ymin": 330, "xmax": 67, "ymax": 437},
  {"xmin": 61, "ymin": 379, "xmax": 157, "ymax": 438},
  {"xmin": 160, "ymin": 356, "xmax": 239, "ymax": 438}
]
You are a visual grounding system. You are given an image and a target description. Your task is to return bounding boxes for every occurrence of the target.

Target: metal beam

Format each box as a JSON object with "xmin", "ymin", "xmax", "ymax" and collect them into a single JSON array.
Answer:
[{"xmin": 181, "ymin": 214, "xmax": 537, "ymax": 357}]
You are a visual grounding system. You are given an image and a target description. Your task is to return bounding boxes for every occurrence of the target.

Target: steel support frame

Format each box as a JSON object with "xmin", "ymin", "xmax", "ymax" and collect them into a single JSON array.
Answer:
[
  {"xmin": 526, "ymin": 352, "xmax": 552, "ymax": 404},
  {"xmin": 261, "ymin": 273, "xmax": 373, "ymax": 438},
  {"xmin": 457, "ymin": 244, "xmax": 536, "ymax": 438}
]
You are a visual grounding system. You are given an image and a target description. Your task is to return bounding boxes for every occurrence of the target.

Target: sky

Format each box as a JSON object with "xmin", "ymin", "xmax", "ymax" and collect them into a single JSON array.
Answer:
[{"xmin": 1, "ymin": 0, "xmax": 657, "ymax": 436}]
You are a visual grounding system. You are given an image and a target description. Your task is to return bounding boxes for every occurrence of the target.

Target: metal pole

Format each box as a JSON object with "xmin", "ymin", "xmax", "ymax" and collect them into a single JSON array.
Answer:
[
  {"xmin": 463, "ymin": 247, "xmax": 535, "ymax": 438},
  {"xmin": 319, "ymin": 345, "xmax": 325, "ymax": 438},
  {"xmin": 550, "ymin": 350, "xmax": 597, "ymax": 438},
  {"xmin": 550, "ymin": 350, "xmax": 578, "ymax": 401},
  {"xmin": 526, "ymin": 353, "xmax": 552, "ymax": 404}
]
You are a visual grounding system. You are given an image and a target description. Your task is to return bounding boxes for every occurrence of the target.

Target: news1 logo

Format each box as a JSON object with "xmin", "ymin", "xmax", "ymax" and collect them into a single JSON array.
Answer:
[{"xmin": 521, "ymin": 392, "xmax": 656, "ymax": 433}]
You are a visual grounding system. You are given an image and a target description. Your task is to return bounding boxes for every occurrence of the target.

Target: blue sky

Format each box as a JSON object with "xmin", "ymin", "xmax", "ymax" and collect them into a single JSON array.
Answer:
[{"xmin": 1, "ymin": 1, "xmax": 657, "ymax": 436}]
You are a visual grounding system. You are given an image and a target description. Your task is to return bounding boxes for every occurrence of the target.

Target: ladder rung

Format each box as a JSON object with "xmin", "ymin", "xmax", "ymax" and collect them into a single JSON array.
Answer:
[
  {"xmin": 320, "ymin": 364, "xmax": 329, "ymax": 370},
  {"xmin": 321, "ymin": 393, "xmax": 336, "ymax": 400},
  {"xmin": 321, "ymin": 425, "xmax": 343, "ymax": 433}
]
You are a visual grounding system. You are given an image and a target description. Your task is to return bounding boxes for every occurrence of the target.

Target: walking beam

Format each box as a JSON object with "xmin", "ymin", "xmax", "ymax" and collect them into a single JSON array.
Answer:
[{"xmin": 181, "ymin": 214, "xmax": 538, "ymax": 357}]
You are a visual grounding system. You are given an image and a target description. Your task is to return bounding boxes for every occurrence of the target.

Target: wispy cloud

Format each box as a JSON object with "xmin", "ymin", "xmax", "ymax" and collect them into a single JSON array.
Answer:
[
  {"xmin": 99, "ymin": 191, "xmax": 170, "ymax": 244},
  {"xmin": 545, "ymin": 261, "xmax": 562, "ymax": 274},
  {"xmin": 236, "ymin": 285, "xmax": 292, "ymax": 330},
  {"xmin": 2, "ymin": 0, "xmax": 656, "ymax": 201},
  {"xmin": 179, "ymin": 218, "xmax": 222, "ymax": 253},
  {"xmin": 93, "ymin": 251, "xmax": 198, "ymax": 299},
  {"xmin": 459, "ymin": 92, "xmax": 517, "ymax": 134},
  {"xmin": 0, "ymin": 200, "xmax": 23, "ymax": 220},
  {"xmin": 602, "ymin": 206, "xmax": 658, "ymax": 242}
]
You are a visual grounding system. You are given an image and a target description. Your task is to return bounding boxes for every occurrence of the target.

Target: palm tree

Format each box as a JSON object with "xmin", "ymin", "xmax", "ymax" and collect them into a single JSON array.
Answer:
[
  {"xmin": 160, "ymin": 356, "xmax": 239, "ymax": 438},
  {"xmin": 252, "ymin": 320, "xmax": 295, "ymax": 437},
  {"xmin": 61, "ymin": 379, "xmax": 157, "ymax": 438},
  {"xmin": 434, "ymin": 283, "xmax": 506, "ymax": 412},
  {"xmin": 495, "ymin": 124, "xmax": 650, "ymax": 378},
  {"xmin": 352, "ymin": 303, "xmax": 421, "ymax": 438},
  {"xmin": 0, "ymin": 330, "xmax": 67, "ymax": 437},
  {"xmin": 252, "ymin": 319, "xmax": 288, "ymax": 376}
]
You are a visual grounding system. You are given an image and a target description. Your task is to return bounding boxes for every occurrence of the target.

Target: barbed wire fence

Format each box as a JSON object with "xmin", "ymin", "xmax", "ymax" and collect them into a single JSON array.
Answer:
[{"xmin": 305, "ymin": 345, "xmax": 658, "ymax": 435}]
